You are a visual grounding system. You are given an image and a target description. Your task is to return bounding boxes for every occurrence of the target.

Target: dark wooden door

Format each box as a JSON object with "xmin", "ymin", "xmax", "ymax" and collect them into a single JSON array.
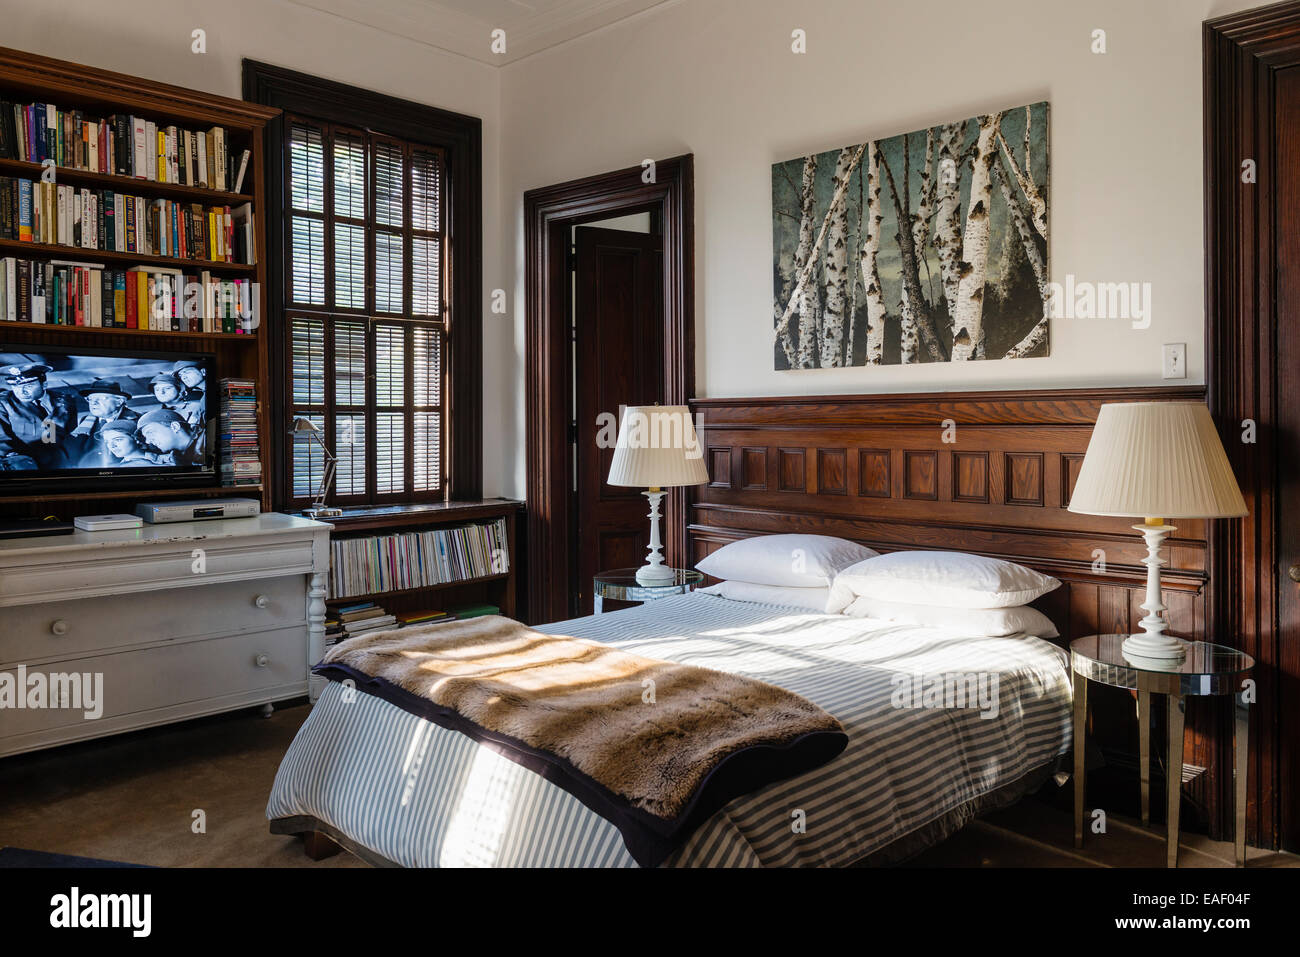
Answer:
[
  {"xmin": 1274, "ymin": 64, "xmax": 1300, "ymax": 850},
  {"xmin": 571, "ymin": 226, "xmax": 664, "ymax": 615}
]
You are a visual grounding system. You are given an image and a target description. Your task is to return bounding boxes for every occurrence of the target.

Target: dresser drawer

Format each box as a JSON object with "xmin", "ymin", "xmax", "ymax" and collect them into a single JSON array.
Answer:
[
  {"xmin": 0, "ymin": 626, "xmax": 307, "ymax": 738},
  {"xmin": 0, "ymin": 575, "xmax": 307, "ymax": 666}
]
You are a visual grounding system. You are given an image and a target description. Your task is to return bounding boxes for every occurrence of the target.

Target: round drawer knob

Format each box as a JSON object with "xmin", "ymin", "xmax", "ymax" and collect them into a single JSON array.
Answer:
[
  {"xmin": 254, "ymin": 594, "xmax": 270, "ymax": 609},
  {"xmin": 254, "ymin": 653, "xmax": 270, "ymax": 668},
  {"xmin": 50, "ymin": 619, "xmax": 69, "ymax": 636},
  {"xmin": 1290, "ymin": 564, "xmax": 1300, "ymax": 583}
]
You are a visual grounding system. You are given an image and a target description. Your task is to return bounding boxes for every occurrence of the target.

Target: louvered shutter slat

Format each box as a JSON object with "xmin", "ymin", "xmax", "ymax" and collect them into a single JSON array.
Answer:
[
  {"xmin": 333, "ymin": 134, "xmax": 366, "ymax": 219},
  {"xmin": 411, "ymin": 150, "xmax": 440, "ymax": 232},
  {"xmin": 412, "ymin": 237, "xmax": 440, "ymax": 316},
  {"xmin": 289, "ymin": 122, "xmax": 324, "ymax": 213},
  {"xmin": 375, "ymin": 231, "xmax": 403, "ymax": 314},
  {"xmin": 285, "ymin": 119, "xmax": 447, "ymax": 504}
]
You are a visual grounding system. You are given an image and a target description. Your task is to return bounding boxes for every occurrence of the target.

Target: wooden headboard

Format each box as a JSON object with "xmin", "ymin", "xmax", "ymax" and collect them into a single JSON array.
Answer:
[{"xmin": 687, "ymin": 385, "xmax": 1209, "ymax": 645}]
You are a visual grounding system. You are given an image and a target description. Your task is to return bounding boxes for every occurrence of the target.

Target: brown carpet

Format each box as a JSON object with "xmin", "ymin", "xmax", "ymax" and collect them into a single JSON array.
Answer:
[
  {"xmin": 0, "ymin": 700, "xmax": 362, "ymax": 868},
  {"xmin": 1, "ymin": 701, "xmax": 1294, "ymax": 868}
]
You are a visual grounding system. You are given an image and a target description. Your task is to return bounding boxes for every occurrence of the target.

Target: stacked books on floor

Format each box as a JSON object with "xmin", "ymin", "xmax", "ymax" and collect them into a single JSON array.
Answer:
[
  {"xmin": 327, "ymin": 518, "xmax": 510, "ymax": 600},
  {"xmin": 218, "ymin": 378, "xmax": 260, "ymax": 487},
  {"xmin": 0, "ymin": 101, "xmax": 249, "ymax": 192},
  {"xmin": 324, "ymin": 602, "xmax": 398, "ymax": 646},
  {"xmin": 0, "ymin": 257, "xmax": 252, "ymax": 331},
  {"xmin": 324, "ymin": 604, "xmax": 502, "ymax": 648},
  {"xmin": 0, "ymin": 177, "xmax": 255, "ymax": 264}
]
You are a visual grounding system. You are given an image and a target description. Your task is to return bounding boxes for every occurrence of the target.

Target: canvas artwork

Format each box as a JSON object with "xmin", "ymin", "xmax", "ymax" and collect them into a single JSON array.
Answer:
[{"xmin": 772, "ymin": 102, "xmax": 1049, "ymax": 370}]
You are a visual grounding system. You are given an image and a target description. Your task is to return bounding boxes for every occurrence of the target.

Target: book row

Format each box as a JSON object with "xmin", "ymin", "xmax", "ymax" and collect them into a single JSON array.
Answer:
[
  {"xmin": 0, "ymin": 101, "xmax": 249, "ymax": 193},
  {"xmin": 328, "ymin": 518, "xmax": 510, "ymax": 600},
  {"xmin": 0, "ymin": 177, "xmax": 255, "ymax": 264},
  {"xmin": 0, "ymin": 258, "xmax": 255, "ymax": 333}
]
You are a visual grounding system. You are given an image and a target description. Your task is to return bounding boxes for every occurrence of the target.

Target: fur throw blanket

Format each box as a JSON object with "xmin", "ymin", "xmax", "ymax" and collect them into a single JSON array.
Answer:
[{"xmin": 316, "ymin": 615, "xmax": 847, "ymax": 866}]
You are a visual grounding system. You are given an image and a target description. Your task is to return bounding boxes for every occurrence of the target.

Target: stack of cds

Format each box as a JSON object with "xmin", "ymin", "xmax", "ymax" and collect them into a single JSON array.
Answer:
[{"xmin": 218, "ymin": 377, "xmax": 260, "ymax": 487}]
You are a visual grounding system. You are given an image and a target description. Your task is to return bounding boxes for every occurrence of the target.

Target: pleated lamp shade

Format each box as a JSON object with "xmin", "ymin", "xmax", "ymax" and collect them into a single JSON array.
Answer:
[
  {"xmin": 1068, "ymin": 402, "xmax": 1247, "ymax": 519},
  {"xmin": 607, "ymin": 405, "xmax": 710, "ymax": 488}
]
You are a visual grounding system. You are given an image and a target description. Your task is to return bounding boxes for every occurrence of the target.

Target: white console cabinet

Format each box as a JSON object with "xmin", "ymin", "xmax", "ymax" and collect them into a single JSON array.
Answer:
[{"xmin": 0, "ymin": 513, "xmax": 331, "ymax": 758}]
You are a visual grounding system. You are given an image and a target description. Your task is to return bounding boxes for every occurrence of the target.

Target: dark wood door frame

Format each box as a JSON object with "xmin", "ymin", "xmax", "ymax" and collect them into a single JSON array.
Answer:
[
  {"xmin": 524, "ymin": 155, "xmax": 695, "ymax": 624},
  {"xmin": 1204, "ymin": 0, "xmax": 1300, "ymax": 851}
]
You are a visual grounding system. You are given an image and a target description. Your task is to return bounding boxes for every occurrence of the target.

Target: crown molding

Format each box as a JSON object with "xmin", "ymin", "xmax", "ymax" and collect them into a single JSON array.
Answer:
[{"xmin": 286, "ymin": 0, "xmax": 674, "ymax": 66}]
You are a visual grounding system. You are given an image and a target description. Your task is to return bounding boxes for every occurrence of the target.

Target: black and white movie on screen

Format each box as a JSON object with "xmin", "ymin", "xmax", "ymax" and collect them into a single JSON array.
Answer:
[{"xmin": 0, "ymin": 351, "xmax": 208, "ymax": 473}]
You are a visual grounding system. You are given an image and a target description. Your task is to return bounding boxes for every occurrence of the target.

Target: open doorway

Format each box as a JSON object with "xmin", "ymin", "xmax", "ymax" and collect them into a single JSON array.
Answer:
[
  {"xmin": 524, "ymin": 156, "xmax": 694, "ymax": 624},
  {"xmin": 571, "ymin": 214, "xmax": 664, "ymax": 615}
]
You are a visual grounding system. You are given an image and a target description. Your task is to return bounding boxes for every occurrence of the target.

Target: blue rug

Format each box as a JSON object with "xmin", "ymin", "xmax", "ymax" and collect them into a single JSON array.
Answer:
[{"xmin": 0, "ymin": 847, "xmax": 150, "ymax": 868}]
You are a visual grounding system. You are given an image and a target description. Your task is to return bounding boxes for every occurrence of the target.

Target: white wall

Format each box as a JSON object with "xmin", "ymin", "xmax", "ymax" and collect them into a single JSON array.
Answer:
[
  {"xmin": 0, "ymin": 0, "xmax": 1266, "ymax": 501},
  {"xmin": 0, "ymin": 0, "xmax": 510, "ymax": 492},
  {"xmin": 497, "ymin": 0, "xmax": 1260, "ymax": 496}
]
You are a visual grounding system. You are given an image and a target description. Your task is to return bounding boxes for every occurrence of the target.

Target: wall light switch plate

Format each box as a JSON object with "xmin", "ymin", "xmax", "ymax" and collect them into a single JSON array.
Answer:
[{"xmin": 1162, "ymin": 343, "xmax": 1187, "ymax": 379}]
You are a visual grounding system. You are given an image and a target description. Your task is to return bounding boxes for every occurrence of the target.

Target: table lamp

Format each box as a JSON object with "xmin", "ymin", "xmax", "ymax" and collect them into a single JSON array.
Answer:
[
  {"xmin": 607, "ymin": 405, "xmax": 709, "ymax": 585},
  {"xmin": 289, "ymin": 416, "xmax": 342, "ymax": 519},
  {"xmin": 1068, "ymin": 401, "xmax": 1247, "ymax": 661}
]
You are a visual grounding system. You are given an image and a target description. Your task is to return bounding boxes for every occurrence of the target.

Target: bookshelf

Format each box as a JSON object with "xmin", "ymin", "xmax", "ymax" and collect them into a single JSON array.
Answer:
[
  {"xmin": 0, "ymin": 237, "xmax": 258, "ymax": 273},
  {"xmin": 0, "ymin": 47, "xmax": 279, "ymax": 518},
  {"xmin": 325, "ymin": 500, "xmax": 523, "ymax": 623},
  {"xmin": 0, "ymin": 157, "xmax": 253, "ymax": 205}
]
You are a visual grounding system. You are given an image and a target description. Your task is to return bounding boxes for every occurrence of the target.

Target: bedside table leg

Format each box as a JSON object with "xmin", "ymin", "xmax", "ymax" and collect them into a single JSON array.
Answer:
[
  {"xmin": 1073, "ymin": 671, "xmax": 1087, "ymax": 849},
  {"xmin": 1166, "ymin": 694, "xmax": 1185, "ymax": 868},
  {"xmin": 1138, "ymin": 688, "xmax": 1151, "ymax": 827},
  {"xmin": 1235, "ymin": 695, "xmax": 1249, "ymax": 867}
]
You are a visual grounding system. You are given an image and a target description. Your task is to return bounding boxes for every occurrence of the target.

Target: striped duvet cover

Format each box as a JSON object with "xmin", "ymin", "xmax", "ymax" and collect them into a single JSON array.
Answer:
[{"xmin": 267, "ymin": 593, "xmax": 1073, "ymax": 867}]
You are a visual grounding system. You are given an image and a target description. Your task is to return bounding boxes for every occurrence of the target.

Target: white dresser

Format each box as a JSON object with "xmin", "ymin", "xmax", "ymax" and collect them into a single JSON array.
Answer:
[{"xmin": 0, "ymin": 513, "xmax": 331, "ymax": 758}]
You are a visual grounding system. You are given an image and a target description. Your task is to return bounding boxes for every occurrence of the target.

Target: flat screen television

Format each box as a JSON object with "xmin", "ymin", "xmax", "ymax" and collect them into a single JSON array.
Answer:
[{"xmin": 0, "ymin": 344, "xmax": 216, "ymax": 493}]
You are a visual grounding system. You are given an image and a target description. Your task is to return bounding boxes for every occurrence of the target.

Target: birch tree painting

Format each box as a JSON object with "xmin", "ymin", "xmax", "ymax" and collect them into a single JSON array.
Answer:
[{"xmin": 773, "ymin": 102, "xmax": 1049, "ymax": 369}]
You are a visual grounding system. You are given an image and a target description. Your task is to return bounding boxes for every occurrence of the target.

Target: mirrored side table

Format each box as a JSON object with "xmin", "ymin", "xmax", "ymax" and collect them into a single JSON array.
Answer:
[
  {"xmin": 592, "ymin": 568, "xmax": 703, "ymax": 613},
  {"xmin": 1070, "ymin": 635, "xmax": 1254, "ymax": 867}
]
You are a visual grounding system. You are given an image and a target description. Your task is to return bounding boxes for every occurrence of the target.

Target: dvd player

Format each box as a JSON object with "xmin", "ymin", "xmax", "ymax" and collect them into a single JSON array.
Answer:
[{"xmin": 135, "ymin": 498, "xmax": 261, "ymax": 524}]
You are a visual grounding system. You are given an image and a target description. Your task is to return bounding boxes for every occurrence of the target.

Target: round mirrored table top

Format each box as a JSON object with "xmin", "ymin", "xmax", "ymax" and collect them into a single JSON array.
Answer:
[
  {"xmin": 593, "ymin": 567, "xmax": 703, "ymax": 601},
  {"xmin": 1070, "ymin": 634, "xmax": 1254, "ymax": 696}
]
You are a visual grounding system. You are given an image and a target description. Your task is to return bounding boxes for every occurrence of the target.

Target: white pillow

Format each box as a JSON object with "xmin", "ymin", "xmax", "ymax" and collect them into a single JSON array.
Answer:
[
  {"xmin": 696, "ymin": 534, "xmax": 878, "ymax": 588},
  {"xmin": 699, "ymin": 581, "xmax": 832, "ymax": 612},
  {"xmin": 840, "ymin": 595, "xmax": 1059, "ymax": 638},
  {"xmin": 828, "ymin": 550, "xmax": 1060, "ymax": 611}
]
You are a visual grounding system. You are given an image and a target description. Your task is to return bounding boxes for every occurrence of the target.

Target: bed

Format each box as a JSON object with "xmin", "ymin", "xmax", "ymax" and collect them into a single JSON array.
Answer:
[{"xmin": 267, "ymin": 591, "xmax": 1073, "ymax": 867}]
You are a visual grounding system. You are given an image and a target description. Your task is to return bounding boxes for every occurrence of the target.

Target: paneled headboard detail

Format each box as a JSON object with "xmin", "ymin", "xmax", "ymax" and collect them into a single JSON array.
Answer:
[{"xmin": 688, "ymin": 385, "xmax": 1210, "ymax": 644}]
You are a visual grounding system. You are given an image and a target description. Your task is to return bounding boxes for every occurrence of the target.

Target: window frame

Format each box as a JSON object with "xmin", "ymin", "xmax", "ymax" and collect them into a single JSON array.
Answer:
[
  {"xmin": 243, "ymin": 60, "xmax": 482, "ymax": 511},
  {"xmin": 282, "ymin": 118, "xmax": 447, "ymax": 505}
]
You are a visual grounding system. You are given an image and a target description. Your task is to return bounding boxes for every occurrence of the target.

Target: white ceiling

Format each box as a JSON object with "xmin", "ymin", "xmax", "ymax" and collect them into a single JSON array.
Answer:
[{"xmin": 288, "ymin": 0, "xmax": 677, "ymax": 65}]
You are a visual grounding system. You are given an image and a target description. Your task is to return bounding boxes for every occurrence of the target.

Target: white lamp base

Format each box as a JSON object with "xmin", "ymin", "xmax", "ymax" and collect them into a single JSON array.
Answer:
[
  {"xmin": 1121, "ymin": 632, "xmax": 1187, "ymax": 661},
  {"xmin": 1120, "ymin": 521, "xmax": 1187, "ymax": 663},
  {"xmin": 635, "ymin": 489, "xmax": 675, "ymax": 586},
  {"xmin": 635, "ymin": 563, "xmax": 676, "ymax": 586}
]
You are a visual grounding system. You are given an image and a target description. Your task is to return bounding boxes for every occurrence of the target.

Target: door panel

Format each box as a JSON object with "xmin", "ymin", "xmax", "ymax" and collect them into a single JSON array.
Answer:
[{"xmin": 572, "ymin": 226, "xmax": 664, "ymax": 615}]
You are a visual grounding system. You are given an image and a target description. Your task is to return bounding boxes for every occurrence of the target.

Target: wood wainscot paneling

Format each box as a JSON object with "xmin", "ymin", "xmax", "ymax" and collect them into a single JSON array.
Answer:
[{"xmin": 687, "ymin": 385, "xmax": 1228, "ymax": 833}]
